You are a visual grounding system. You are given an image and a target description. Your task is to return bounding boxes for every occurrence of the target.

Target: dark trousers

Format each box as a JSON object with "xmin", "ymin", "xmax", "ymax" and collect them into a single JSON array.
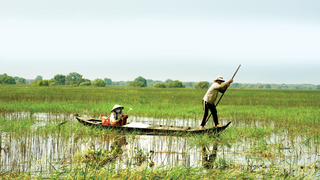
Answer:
[{"xmin": 200, "ymin": 100, "xmax": 219, "ymax": 127}]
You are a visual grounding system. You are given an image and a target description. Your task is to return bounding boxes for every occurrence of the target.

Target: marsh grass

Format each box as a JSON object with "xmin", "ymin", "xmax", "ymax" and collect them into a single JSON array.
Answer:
[{"xmin": 0, "ymin": 85, "xmax": 319, "ymax": 179}]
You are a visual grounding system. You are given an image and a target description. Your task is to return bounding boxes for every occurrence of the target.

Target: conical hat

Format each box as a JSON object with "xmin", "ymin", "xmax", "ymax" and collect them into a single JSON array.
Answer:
[{"xmin": 111, "ymin": 105, "xmax": 124, "ymax": 112}]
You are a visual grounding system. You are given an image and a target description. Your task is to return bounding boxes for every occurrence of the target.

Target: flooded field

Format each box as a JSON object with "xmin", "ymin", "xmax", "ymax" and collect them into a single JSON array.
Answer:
[
  {"xmin": 1, "ymin": 86, "xmax": 319, "ymax": 178},
  {"xmin": 1, "ymin": 112, "xmax": 319, "ymax": 178}
]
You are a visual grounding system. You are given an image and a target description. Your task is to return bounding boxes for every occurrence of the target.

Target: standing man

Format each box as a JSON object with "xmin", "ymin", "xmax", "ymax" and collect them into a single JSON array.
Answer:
[{"xmin": 199, "ymin": 76, "xmax": 233, "ymax": 129}]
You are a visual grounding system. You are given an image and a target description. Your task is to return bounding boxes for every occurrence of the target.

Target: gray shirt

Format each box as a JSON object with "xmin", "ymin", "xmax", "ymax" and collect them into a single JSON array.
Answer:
[{"xmin": 203, "ymin": 82, "xmax": 229, "ymax": 105}]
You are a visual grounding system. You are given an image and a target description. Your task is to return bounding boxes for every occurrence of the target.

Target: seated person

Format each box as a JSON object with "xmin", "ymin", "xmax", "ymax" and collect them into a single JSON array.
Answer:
[{"xmin": 110, "ymin": 105, "xmax": 128, "ymax": 126}]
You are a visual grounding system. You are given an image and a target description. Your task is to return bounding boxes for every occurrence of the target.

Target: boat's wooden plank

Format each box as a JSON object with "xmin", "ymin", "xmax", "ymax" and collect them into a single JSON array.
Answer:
[{"xmin": 122, "ymin": 122, "xmax": 151, "ymax": 128}]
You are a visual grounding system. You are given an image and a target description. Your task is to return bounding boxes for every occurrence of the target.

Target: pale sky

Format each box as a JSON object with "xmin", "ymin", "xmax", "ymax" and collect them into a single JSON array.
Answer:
[{"xmin": 1, "ymin": 0, "xmax": 320, "ymax": 84}]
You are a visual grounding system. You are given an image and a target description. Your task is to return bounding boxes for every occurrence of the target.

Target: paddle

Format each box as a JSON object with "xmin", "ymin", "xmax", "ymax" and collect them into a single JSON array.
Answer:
[
  {"xmin": 58, "ymin": 113, "xmax": 79, "ymax": 126},
  {"xmin": 203, "ymin": 64, "xmax": 241, "ymax": 126}
]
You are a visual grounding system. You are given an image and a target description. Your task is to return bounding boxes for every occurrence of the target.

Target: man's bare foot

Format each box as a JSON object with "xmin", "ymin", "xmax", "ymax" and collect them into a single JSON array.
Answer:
[
  {"xmin": 216, "ymin": 124, "xmax": 222, "ymax": 128},
  {"xmin": 199, "ymin": 126, "xmax": 203, "ymax": 129}
]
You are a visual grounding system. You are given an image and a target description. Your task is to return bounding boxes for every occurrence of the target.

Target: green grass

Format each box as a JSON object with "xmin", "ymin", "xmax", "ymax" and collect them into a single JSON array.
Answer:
[
  {"xmin": 1, "ymin": 85, "xmax": 319, "ymax": 133},
  {"xmin": 0, "ymin": 85, "xmax": 319, "ymax": 179}
]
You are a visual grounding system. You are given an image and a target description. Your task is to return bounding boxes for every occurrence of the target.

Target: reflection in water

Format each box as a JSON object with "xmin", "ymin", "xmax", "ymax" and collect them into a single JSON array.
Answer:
[
  {"xmin": 0, "ymin": 113, "xmax": 319, "ymax": 175},
  {"xmin": 202, "ymin": 145, "xmax": 217, "ymax": 169}
]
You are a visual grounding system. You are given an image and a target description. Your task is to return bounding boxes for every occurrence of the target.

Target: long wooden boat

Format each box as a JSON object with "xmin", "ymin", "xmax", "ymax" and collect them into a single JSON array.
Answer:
[{"xmin": 75, "ymin": 115, "xmax": 231, "ymax": 135}]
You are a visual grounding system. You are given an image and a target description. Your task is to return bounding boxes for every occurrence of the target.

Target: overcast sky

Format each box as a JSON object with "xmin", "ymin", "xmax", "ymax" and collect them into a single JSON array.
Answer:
[{"xmin": 1, "ymin": 0, "xmax": 320, "ymax": 84}]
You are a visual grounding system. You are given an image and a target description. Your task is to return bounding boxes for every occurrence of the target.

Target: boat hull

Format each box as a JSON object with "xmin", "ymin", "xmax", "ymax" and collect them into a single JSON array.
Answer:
[{"xmin": 75, "ymin": 116, "xmax": 231, "ymax": 135}]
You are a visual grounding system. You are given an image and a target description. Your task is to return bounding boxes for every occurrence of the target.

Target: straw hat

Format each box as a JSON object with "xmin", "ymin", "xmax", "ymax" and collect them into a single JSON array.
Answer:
[
  {"xmin": 111, "ymin": 105, "xmax": 124, "ymax": 112},
  {"xmin": 214, "ymin": 76, "xmax": 225, "ymax": 82}
]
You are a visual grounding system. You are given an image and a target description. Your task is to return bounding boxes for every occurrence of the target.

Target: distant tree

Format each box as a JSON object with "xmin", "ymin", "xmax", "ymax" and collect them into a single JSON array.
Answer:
[
  {"xmin": 147, "ymin": 79, "xmax": 163, "ymax": 87},
  {"xmin": 65, "ymin": 72, "xmax": 83, "ymax": 85},
  {"xmin": 14, "ymin": 76, "xmax": 19, "ymax": 81},
  {"xmin": 104, "ymin": 78, "xmax": 112, "ymax": 85},
  {"xmin": 165, "ymin": 79, "xmax": 173, "ymax": 84},
  {"xmin": 35, "ymin": 75, "xmax": 43, "ymax": 81},
  {"xmin": 230, "ymin": 83, "xmax": 240, "ymax": 88},
  {"xmin": 92, "ymin": 79, "xmax": 106, "ymax": 87},
  {"xmin": 134, "ymin": 76, "xmax": 147, "ymax": 87},
  {"xmin": 258, "ymin": 85, "xmax": 264, "ymax": 88},
  {"xmin": 128, "ymin": 81, "xmax": 145, "ymax": 87},
  {"xmin": 54, "ymin": 74, "xmax": 66, "ymax": 85},
  {"xmin": 195, "ymin": 81, "xmax": 209, "ymax": 89},
  {"xmin": 17, "ymin": 78, "xmax": 26, "ymax": 84},
  {"xmin": 316, "ymin": 85, "xmax": 320, "ymax": 90},
  {"xmin": 80, "ymin": 78, "xmax": 91, "ymax": 86},
  {"xmin": 265, "ymin": 84, "xmax": 271, "ymax": 89},
  {"xmin": 183, "ymin": 82, "xmax": 196, "ymax": 87},
  {"xmin": 119, "ymin": 81, "xmax": 128, "ymax": 86},
  {"xmin": 167, "ymin": 80, "xmax": 185, "ymax": 88},
  {"xmin": 0, "ymin": 73, "xmax": 16, "ymax": 84},
  {"xmin": 83, "ymin": 78, "xmax": 91, "ymax": 83},
  {"xmin": 153, "ymin": 82, "xmax": 166, "ymax": 88},
  {"xmin": 112, "ymin": 81, "xmax": 119, "ymax": 86},
  {"xmin": 79, "ymin": 81, "xmax": 91, "ymax": 86},
  {"xmin": 32, "ymin": 79, "xmax": 49, "ymax": 86}
]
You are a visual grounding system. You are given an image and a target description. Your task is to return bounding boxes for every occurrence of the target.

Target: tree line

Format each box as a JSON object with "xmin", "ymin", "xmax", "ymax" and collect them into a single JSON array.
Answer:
[{"xmin": 1, "ymin": 73, "xmax": 319, "ymax": 90}]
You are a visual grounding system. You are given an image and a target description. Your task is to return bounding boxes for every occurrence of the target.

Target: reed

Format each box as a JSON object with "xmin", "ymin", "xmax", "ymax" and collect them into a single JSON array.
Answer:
[{"xmin": 0, "ymin": 85, "xmax": 319, "ymax": 179}]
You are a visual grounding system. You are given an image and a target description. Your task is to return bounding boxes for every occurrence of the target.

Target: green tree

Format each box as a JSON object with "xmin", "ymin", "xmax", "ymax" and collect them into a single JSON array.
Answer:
[
  {"xmin": 135, "ymin": 76, "xmax": 147, "ymax": 87},
  {"xmin": 35, "ymin": 75, "xmax": 43, "ymax": 81},
  {"xmin": 195, "ymin": 81, "xmax": 209, "ymax": 89},
  {"xmin": 165, "ymin": 79, "xmax": 173, "ymax": 84},
  {"xmin": 65, "ymin": 72, "xmax": 83, "ymax": 85},
  {"xmin": 265, "ymin": 84, "xmax": 271, "ymax": 89},
  {"xmin": 54, "ymin": 74, "xmax": 66, "ymax": 85},
  {"xmin": 316, "ymin": 85, "xmax": 320, "ymax": 90},
  {"xmin": 183, "ymin": 82, "xmax": 196, "ymax": 87},
  {"xmin": 32, "ymin": 79, "xmax": 49, "ymax": 86},
  {"xmin": 92, "ymin": 79, "xmax": 106, "ymax": 87},
  {"xmin": 153, "ymin": 82, "xmax": 166, "ymax": 88},
  {"xmin": 17, "ymin": 78, "xmax": 26, "ymax": 84},
  {"xmin": 0, "ymin": 73, "xmax": 16, "ymax": 84},
  {"xmin": 128, "ymin": 81, "xmax": 145, "ymax": 87},
  {"xmin": 104, "ymin": 78, "xmax": 112, "ymax": 85},
  {"xmin": 258, "ymin": 85, "xmax": 264, "ymax": 88},
  {"xmin": 167, "ymin": 80, "xmax": 185, "ymax": 88},
  {"xmin": 82, "ymin": 78, "xmax": 91, "ymax": 84}
]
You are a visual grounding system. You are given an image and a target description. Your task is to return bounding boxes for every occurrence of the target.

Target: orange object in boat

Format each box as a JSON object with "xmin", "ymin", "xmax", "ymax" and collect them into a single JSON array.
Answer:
[{"xmin": 102, "ymin": 116, "xmax": 110, "ymax": 125}]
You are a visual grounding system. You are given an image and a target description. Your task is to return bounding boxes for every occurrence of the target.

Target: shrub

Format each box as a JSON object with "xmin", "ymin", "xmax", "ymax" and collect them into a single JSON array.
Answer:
[
  {"xmin": 128, "ymin": 81, "xmax": 145, "ymax": 87},
  {"xmin": 32, "ymin": 79, "xmax": 49, "ymax": 86},
  {"xmin": 134, "ymin": 76, "xmax": 147, "ymax": 86},
  {"xmin": 195, "ymin": 81, "xmax": 208, "ymax": 89},
  {"xmin": 167, "ymin": 80, "xmax": 185, "ymax": 88},
  {"xmin": 153, "ymin": 83, "xmax": 166, "ymax": 88},
  {"xmin": 80, "ymin": 81, "xmax": 91, "ymax": 86},
  {"xmin": 92, "ymin": 79, "xmax": 106, "ymax": 87}
]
